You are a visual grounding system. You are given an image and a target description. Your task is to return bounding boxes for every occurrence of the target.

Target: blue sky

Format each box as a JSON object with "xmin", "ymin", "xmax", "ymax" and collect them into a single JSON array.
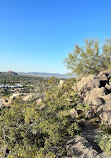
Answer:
[{"xmin": 0, "ymin": 0, "xmax": 111, "ymax": 73}]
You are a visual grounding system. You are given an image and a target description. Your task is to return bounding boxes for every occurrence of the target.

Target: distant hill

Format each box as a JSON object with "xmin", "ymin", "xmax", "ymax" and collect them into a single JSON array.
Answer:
[
  {"xmin": 0, "ymin": 71, "xmax": 18, "ymax": 75},
  {"xmin": 18, "ymin": 72, "xmax": 71, "ymax": 78},
  {"xmin": 7, "ymin": 71, "xmax": 18, "ymax": 75}
]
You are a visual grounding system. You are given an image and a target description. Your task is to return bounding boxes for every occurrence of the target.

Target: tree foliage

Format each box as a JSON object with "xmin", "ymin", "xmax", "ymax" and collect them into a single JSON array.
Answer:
[{"xmin": 64, "ymin": 38, "xmax": 111, "ymax": 76}]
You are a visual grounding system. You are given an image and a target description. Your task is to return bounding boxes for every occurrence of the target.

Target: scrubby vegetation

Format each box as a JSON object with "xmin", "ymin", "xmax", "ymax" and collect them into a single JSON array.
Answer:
[
  {"xmin": 0, "ymin": 76, "xmax": 87, "ymax": 157},
  {"xmin": 0, "ymin": 72, "xmax": 111, "ymax": 157},
  {"xmin": 0, "ymin": 38, "xmax": 111, "ymax": 157},
  {"xmin": 96, "ymin": 133, "xmax": 111, "ymax": 155}
]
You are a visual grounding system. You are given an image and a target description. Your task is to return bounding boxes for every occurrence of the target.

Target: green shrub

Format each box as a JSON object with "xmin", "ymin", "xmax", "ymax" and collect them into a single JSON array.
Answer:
[
  {"xmin": 96, "ymin": 133, "xmax": 111, "ymax": 155},
  {"xmin": 0, "ymin": 78, "xmax": 85, "ymax": 157}
]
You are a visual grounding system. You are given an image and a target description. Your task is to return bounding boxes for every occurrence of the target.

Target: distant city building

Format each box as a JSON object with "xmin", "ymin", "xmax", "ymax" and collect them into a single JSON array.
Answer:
[{"xmin": 0, "ymin": 84, "xmax": 23, "ymax": 89}]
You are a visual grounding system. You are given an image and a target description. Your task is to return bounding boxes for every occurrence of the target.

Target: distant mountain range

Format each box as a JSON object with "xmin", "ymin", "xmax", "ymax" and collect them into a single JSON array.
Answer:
[{"xmin": 18, "ymin": 72, "xmax": 71, "ymax": 78}]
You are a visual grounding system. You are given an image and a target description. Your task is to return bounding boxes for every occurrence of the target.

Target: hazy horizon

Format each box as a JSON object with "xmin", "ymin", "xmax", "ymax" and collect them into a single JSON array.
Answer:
[
  {"xmin": 0, "ymin": 0, "xmax": 111, "ymax": 73},
  {"xmin": 0, "ymin": 70, "xmax": 68, "ymax": 74}
]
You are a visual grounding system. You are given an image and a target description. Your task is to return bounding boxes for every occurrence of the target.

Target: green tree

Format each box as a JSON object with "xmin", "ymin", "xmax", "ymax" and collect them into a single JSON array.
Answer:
[{"xmin": 64, "ymin": 38, "xmax": 111, "ymax": 76}]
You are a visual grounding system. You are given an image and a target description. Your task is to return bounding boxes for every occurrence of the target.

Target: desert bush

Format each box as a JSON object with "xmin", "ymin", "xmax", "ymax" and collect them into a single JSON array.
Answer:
[{"xmin": 0, "ymin": 78, "xmax": 84, "ymax": 157}]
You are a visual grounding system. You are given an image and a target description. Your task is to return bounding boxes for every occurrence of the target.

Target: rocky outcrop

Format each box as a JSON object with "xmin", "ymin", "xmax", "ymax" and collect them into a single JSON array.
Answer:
[
  {"xmin": 77, "ymin": 75, "xmax": 100, "ymax": 102},
  {"xmin": 88, "ymin": 87, "xmax": 107, "ymax": 106},
  {"xmin": 7, "ymin": 71, "xmax": 18, "ymax": 75},
  {"xmin": 66, "ymin": 136, "xmax": 98, "ymax": 158},
  {"xmin": 65, "ymin": 120, "xmax": 111, "ymax": 158},
  {"xmin": 76, "ymin": 71, "xmax": 111, "ymax": 127},
  {"xmin": 105, "ymin": 83, "xmax": 111, "ymax": 92}
]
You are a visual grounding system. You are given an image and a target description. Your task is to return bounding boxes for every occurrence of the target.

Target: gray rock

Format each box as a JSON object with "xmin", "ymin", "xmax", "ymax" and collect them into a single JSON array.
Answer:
[
  {"xmin": 105, "ymin": 83, "xmax": 111, "ymax": 92},
  {"xmin": 97, "ymin": 72, "xmax": 108, "ymax": 81},
  {"xmin": 88, "ymin": 87, "xmax": 107, "ymax": 105},
  {"xmin": 66, "ymin": 136, "xmax": 98, "ymax": 158},
  {"xmin": 85, "ymin": 110, "xmax": 95, "ymax": 119},
  {"xmin": 77, "ymin": 75, "xmax": 100, "ymax": 102},
  {"xmin": 76, "ymin": 73, "xmax": 111, "ymax": 127},
  {"xmin": 89, "ymin": 92, "xmax": 111, "ymax": 127}
]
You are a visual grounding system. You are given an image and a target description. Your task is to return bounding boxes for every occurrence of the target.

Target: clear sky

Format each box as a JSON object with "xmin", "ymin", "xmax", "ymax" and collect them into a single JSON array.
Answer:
[{"xmin": 0, "ymin": 0, "xmax": 111, "ymax": 74}]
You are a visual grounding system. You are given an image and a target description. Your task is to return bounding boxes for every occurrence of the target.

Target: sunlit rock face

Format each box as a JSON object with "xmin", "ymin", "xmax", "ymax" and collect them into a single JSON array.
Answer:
[{"xmin": 76, "ymin": 71, "xmax": 111, "ymax": 127}]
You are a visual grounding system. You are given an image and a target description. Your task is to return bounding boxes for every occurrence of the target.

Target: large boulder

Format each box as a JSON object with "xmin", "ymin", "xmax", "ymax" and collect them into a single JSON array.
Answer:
[
  {"xmin": 88, "ymin": 87, "xmax": 107, "ymax": 105},
  {"xmin": 88, "ymin": 92, "xmax": 111, "ymax": 127},
  {"xmin": 98, "ymin": 94, "xmax": 111, "ymax": 126},
  {"xmin": 77, "ymin": 72, "xmax": 111, "ymax": 100},
  {"xmin": 97, "ymin": 71, "xmax": 109, "ymax": 81},
  {"xmin": 76, "ymin": 72, "xmax": 111, "ymax": 127},
  {"xmin": 98, "ymin": 71, "xmax": 111, "ymax": 87},
  {"xmin": 77, "ymin": 75, "xmax": 100, "ymax": 102},
  {"xmin": 66, "ymin": 136, "xmax": 98, "ymax": 158},
  {"xmin": 66, "ymin": 136, "xmax": 111, "ymax": 158}
]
